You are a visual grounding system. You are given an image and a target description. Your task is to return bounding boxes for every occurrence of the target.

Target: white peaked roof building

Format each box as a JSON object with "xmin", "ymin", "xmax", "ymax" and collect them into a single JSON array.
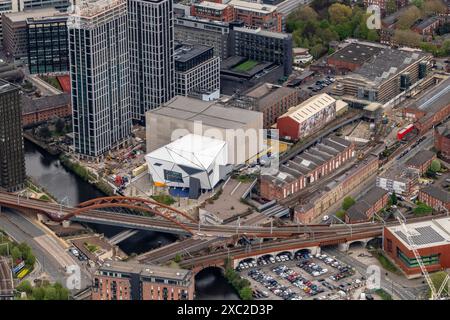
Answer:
[{"xmin": 145, "ymin": 134, "xmax": 231, "ymax": 190}]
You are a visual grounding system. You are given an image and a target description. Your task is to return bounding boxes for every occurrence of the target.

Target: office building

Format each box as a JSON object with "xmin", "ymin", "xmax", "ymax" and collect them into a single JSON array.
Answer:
[
  {"xmin": 92, "ymin": 261, "xmax": 195, "ymax": 300},
  {"xmin": 20, "ymin": 0, "xmax": 71, "ymax": 11},
  {"xmin": 229, "ymin": 26, "xmax": 293, "ymax": 76},
  {"xmin": 174, "ymin": 42, "xmax": 220, "ymax": 96},
  {"xmin": 376, "ymin": 166, "xmax": 419, "ymax": 196},
  {"xmin": 0, "ymin": 80, "xmax": 26, "ymax": 192},
  {"xmin": 174, "ymin": 15, "xmax": 231, "ymax": 60},
  {"xmin": 190, "ymin": 1, "xmax": 235, "ymax": 22},
  {"xmin": 2, "ymin": 7, "xmax": 62, "ymax": 60},
  {"xmin": 384, "ymin": 217, "xmax": 450, "ymax": 277},
  {"xmin": 0, "ymin": 0, "xmax": 19, "ymax": 46},
  {"xmin": 69, "ymin": 0, "xmax": 131, "ymax": 158},
  {"xmin": 128, "ymin": 0, "xmax": 175, "ymax": 122},
  {"xmin": 27, "ymin": 13, "xmax": 68, "ymax": 73}
]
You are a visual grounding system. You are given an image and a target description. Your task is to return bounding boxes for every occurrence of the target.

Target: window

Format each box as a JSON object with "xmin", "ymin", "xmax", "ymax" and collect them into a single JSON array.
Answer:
[{"xmin": 164, "ymin": 169, "xmax": 183, "ymax": 183}]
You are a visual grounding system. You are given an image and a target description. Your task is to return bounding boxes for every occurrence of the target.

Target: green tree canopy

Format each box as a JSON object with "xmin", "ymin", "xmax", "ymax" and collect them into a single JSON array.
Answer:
[
  {"xmin": 430, "ymin": 159, "xmax": 441, "ymax": 172},
  {"xmin": 396, "ymin": 6, "xmax": 422, "ymax": 30},
  {"xmin": 422, "ymin": 0, "xmax": 447, "ymax": 15},
  {"xmin": 239, "ymin": 286, "xmax": 253, "ymax": 300},
  {"xmin": 394, "ymin": 29, "xmax": 422, "ymax": 47},
  {"xmin": 328, "ymin": 3, "xmax": 353, "ymax": 25},
  {"xmin": 342, "ymin": 196, "xmax": 356, "ymax": 211}
]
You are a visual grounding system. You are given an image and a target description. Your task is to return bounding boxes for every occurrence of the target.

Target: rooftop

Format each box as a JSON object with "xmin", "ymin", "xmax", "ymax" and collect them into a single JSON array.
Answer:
[
  {"xmin": 0, "ymin": 79, "xmax": 18, "ymax": 94},
  {"xmin": 98, "ymin": 261, "xmax": 192, "ymax": 281},
  {"xmin": 420, "ymin": 186, "xmax": 450, "ymax": 204},
  {"xmin": 232, "ymin": 26, "xmax": 290, "ymax": 40},
  {"xmin": 351, "ymin": 48, "xmax": 429, "ymax": 86},
  {"xmin": 244, "ymin": 83, "xmax": 297, "ymax": 107},
  {"xmin": 146, "ymin": 134, "xmax": 226, "ymax": 170},
  {"xmin": 405, "ymin": 150, "xmax": 435, "ymax": 168},
  {"xmin": 174, "ymin": 42, "xmax": 212, "ymax": 63},
  {"xmin": 414, "ymin": 16, "xmax": 440, "ymax": 30},
  {"xmin": 21, "ymin": 93, "xmax": 71, "ymax": 114},
  {"xmin": 147, "ymin": 95, "xmax": 262, "ymax": 130},
  {"xmin": 279, "ymin": 93, "xmax": 336, "ymax": 124},
  {"xmin": 229, "ymin": 0, "xmax": 277, "ymax": 14},
  {"xmin": 195, "ymin": 1, "xmax": 229, "ymax": 10},
  {"xmin": 328, "ymin": 42, "xmax": 383, "ymax": 66},
  {"xmin": 409, "ymin": 77, "xmax": 450, "ymax": 112},
  {"xmin": 379, "ymin": 165, "xmax": 419, "ymax": 183},
  {"xmin": 387, "ymin": 217, "xmax": 450, "ymax": 250},
  {"xmin": 4, "ymin": 7, "xmax": 63, "ymax": 23},
  {"xmin": 346, "ymin": 186, "xmax": 388, "ymax": 221}
]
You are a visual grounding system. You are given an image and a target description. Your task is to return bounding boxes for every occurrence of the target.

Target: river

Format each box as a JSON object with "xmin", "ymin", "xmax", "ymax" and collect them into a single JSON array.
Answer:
[{"xmin": 23, "ymin": 140, "xmax": 239, "ymax": 299}]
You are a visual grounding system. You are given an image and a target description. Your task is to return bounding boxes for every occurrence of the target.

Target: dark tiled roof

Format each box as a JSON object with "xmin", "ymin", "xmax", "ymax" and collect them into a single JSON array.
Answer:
[
  {"xmin": 346, "ymin": 204, "xmax": 369, "ymax": 222},
  {"xmin": 346, "ymin": 186, "xmax": 388, "ymax": 222},
  {"xmin": 21, "ymin": 93, "xmax": 70, "ymax": 114},
  {"xmin": 405, "ymin": 150, "xmax": 435, "ymax": 167},
  {"xmin": 421, "ymin": 186, "xmax": 450, "ymax": 204}
]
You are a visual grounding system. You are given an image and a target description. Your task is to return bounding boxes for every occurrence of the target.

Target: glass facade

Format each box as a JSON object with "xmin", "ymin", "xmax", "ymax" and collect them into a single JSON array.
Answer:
[
  {"xmin": 27, "ymin": 17, "xmax": 69, "ymax": 74},
  {"xmin": 396, "ymin": 248, "xmax": 440, "ymax": 268}
]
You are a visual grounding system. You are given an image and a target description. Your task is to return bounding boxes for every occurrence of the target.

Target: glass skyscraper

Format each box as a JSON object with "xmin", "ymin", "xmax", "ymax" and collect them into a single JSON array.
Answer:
[
  {"xmin": 68, "ymin": 0, "xmax": 131, "ymax": 158},
  {"xmin": 128, "ymin": 0, "xmax": 175, "ymax": 122}
]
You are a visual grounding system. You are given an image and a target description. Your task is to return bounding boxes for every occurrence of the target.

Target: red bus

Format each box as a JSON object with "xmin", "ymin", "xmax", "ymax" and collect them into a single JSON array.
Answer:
[{"xmin": 397, "ymin": 124, "xmax": 414, "ymax": 140}]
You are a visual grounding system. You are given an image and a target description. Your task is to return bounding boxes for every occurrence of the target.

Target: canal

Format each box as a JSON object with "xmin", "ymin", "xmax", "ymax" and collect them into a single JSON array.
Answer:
[{"xmin": 24, "ymin": 140, "xmax": 239, "ymax": 299}]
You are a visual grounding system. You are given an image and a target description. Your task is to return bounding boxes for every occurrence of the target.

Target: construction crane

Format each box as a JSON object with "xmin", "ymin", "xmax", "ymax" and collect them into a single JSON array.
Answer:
[{"xmin": 395, "ymin": 213, "xmax": 449, "ymax": 300}]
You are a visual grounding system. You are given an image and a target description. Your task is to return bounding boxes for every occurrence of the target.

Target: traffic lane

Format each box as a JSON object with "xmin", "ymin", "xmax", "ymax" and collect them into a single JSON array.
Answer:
[{"xmin": 0, "ymin": 209, "xmax": 91, "ymax": 289}]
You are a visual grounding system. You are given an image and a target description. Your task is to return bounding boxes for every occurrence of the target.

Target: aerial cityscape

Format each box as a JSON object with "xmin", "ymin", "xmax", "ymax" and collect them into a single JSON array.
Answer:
[{"xmin": 0, "ymin": 0, "xmax": 450, "ymax": 304}]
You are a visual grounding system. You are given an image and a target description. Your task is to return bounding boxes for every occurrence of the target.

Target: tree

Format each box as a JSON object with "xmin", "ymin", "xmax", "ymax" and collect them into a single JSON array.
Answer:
[
  {"xmin": 16, "ymin": 280, "xmax": 33, "ymax": 296},
  {"xmin": 422, "ymin": 0, "xmax": 447, "ymax": 15},
  {"xmin": 411, "ymin": 0, "xmax": 424, "ymax": 8},
  {"xmin": 394, "ymin": 29, "xmax": 422, "ymax": 47},
  {"xmin": 38, "ymin": 125, "xmax": 51, "ymax": 139},
  {"xmin": 310, "ymin": 43, "xmax": 326, "ymax": 59},
  {"xmin": 414, "ymin": 202, "xmax": 433, "ymax": 216},
  {"xmin": 328, "ymin": 3, "xmax": 353, "ymax": 25},
  {"xmin": 396, "ymin": 6, "xmax": 422, "ymax": 30},
  {"xmin": 32, "ymin": 287, "xmax": 46, "ymax": 300},
  {"xmin": 336, "ymin": 210, "xmax": 346, "ymax": 220},
  {"xmin": 342, "ymin": 196, "xmax": 356, "ymax": 211},
  {"xmin": 11, "ymin": 246, "xmax": 22, "ymax": 262},
  {"xmin": 430, "ymin": 159, "xmax": 441, "ymax": 172},
  {"xmin": 291, "ymin": 6, "xmax": 318, "ymax": 22},
  {"xmin": 55, "ymin": 118, "xmax": 65, "ymax": 133},
  {"xmin": 44, "ymin": 287, "xmax": 58, "ymax": 300},
  {"xmin": 386, "ymin": 0, "xmax": 398, "ymax": 14},
  {"xmin": 239, "ymin": 286, "xmax": 253, "ymax": 300},
  {"xmin": 174, "ymin": 253, "xmax": 182, "ymax": 263},
  {"xmin": 389, "ymin": 192, "xmax": 398, "ymax": 206}
]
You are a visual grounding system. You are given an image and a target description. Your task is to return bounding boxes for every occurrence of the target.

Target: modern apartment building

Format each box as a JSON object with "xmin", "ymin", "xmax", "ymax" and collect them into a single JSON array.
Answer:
[
  {"xmin": 128, "ymin": 0, "xmax": 175, "ymax": 122},
  {"xmin": 69, "ymin": 0, "xmax": 131, "ymax": 158},
  {"xmin": 92, "ymin": 261, "xmax": 195, "ymax": 300},
  {"xmin": 19, "ymin": 0, "xmax": 71, "ymax": 11},
  {"xmin": 26, "ymin": 13, "xmax": 69, "ymax": 73},
  {"xmin": 190, "ymin": 1, "xmax": 235, "ymax": 22},
  {"xmin": 229, "ymin": 26, "xmax": 293, "ymax": 76},
  {"xmin": 0, "ymin": 80, "xmax": 26, "ymax": 192},
  {"xmin": 228, "ymin": 0, "xmax": 282, "ymax": 32},
  {"xmin": 174, "ymin": 42, "xmax": 220, "ymax": 96},
  {"xmin": 0, "ymin": 0, "xmax": 19, "ymax": 46}
]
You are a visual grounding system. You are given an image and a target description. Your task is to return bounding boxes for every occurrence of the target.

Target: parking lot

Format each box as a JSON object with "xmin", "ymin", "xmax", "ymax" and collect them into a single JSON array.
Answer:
[{"xmin": 237, "ymin": 252, "xmax": 366, "ymax": 300}]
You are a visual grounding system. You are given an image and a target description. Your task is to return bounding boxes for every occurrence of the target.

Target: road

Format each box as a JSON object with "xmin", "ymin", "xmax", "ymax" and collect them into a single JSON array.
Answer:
[
  {"xmin": 0, "ymin": 208, "xmax": 91, "ymax": 291},
  {"xmin": 323, "ymin": 247, "xmax": 425, "ymax": 300}
]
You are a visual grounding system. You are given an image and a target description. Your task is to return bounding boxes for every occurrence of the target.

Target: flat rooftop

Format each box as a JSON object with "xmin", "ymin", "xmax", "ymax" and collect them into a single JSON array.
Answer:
[
  {"xmin": 98, "ymin": 261, "xmax": 191, "ymax": 281},
  {"xmin": 328, "ymin": 42, "xmax": 383, "ymax": 66},
  {"xmin": 379, "ymin": 165, "xmax": 419, "ymax": 183},
  {"xmin": 388, "ymin": 217, "xmax": 450, "ymax": 250},
  {"xmin": 148, "ymin": 95, "xmax": 262, "ymax": 129},
  {"xmin": 229, "ymin": 0, "xmax": 277, "ymax": 14},
  {"xmin": 174, "ymin": 42, "xmax": 212, "ymax": 63},
  {"xmin": 4, "ymin": 7, "xmax": 62, "ymax": 23},
  {"xmin": 353, "ymin": 48, "xmax": 428, "ymax": 85},
  {"xmin": 195, "ymin": 1, "xmax": 228, "ymax": 10},
  {"xmin": 244, "ymin": 83, "xmax": 297, "ymax": 107},
  {"xmin": 232, "ymin": 26, "xmax": 289, "ymax": 40}
]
